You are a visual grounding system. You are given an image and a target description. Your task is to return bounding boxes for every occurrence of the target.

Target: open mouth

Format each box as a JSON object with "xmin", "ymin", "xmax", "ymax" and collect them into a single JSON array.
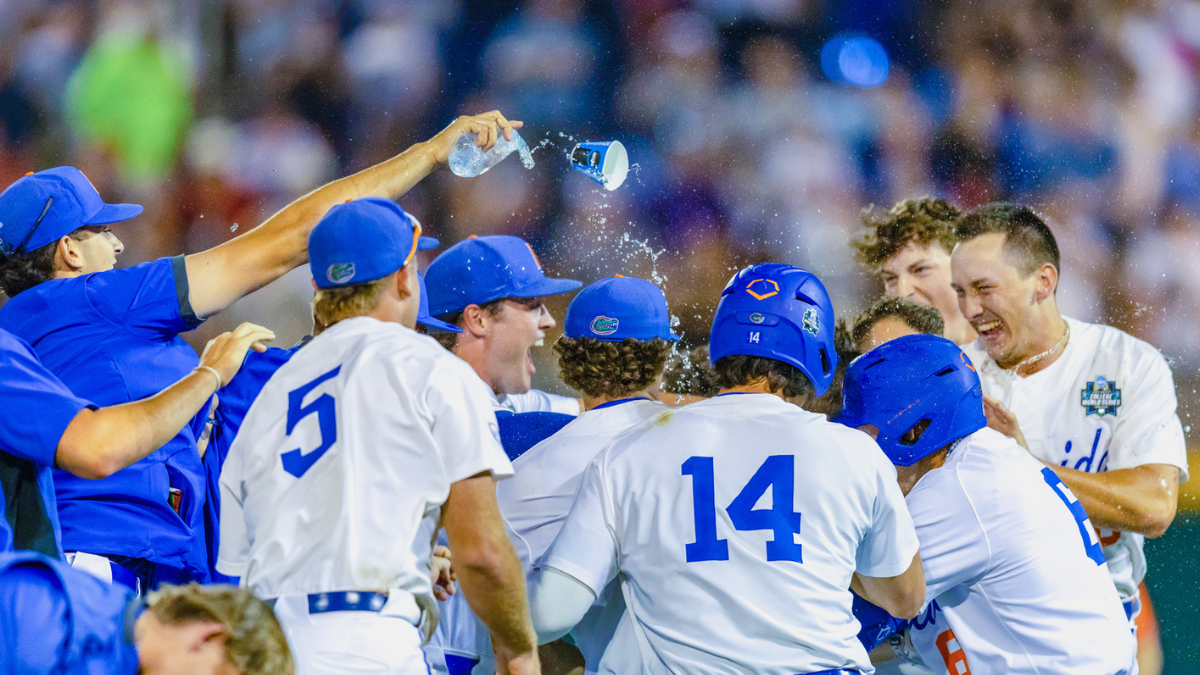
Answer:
[{"xmin": 975, "ymin": 319, "xmax": 1003, "ymax": 342}]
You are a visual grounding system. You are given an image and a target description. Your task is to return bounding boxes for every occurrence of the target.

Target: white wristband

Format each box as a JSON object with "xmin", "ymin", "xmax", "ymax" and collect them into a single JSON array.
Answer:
[{"xmin": 195, "ymin": 365, "xmax": 222, "ymax": 389}]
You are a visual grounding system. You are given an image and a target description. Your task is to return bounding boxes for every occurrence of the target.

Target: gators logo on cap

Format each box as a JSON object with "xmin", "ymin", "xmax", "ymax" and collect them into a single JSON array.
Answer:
[
  {"xmin": 802, "ymin": 308, "xmax": 820, "ymax": 336},
  {"xmin": 590, "ymin": 316, "xmax": 619, "ymax": 335},
  {"xmin": 749, "ymin": 312, "xmax": 765, "ymax": 324},
  {"xmin": 745, "ymin": 278, "xmax": 779, "ymax": 300},
  {"xmin": 327, "ymin": 263, "xmax": 356, "ymax": 284}
]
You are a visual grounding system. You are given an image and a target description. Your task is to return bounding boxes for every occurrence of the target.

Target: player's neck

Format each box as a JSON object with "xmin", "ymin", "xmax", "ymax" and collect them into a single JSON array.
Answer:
[
  {"xmin": 1002, "ymin": 311, "xmax": 1068, "ymax": 377},
  {"xmin": 719, "ymin": 379, "xmax": 779, "ymax": 398},
  {"xmin": 582, "ymin": 390, "xmax": 655, "ymax": 412}
]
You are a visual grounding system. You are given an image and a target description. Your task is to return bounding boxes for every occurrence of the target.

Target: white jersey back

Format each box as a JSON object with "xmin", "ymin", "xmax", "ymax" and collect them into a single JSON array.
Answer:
[
  {"xmin": 905, "ymin": 428, "xmax": 1135, "ymax": 675},
  {"xmin": 501, "ymin": 398, "xmax": 666, "ymax": 673},
  {"xmin": 542, "ymin": 393, "xmax": 920, "ymax": 675},
  {"xmin": 961, "ymin": 317, "xmax": 1188, "ymax": 603},
  {"xmin": 496, "ymin": 389, "xmax": 580, "ymax": 415},
  {"xmin": 217, "ymin": 317, "xmax": 512, "ymax": 619}
]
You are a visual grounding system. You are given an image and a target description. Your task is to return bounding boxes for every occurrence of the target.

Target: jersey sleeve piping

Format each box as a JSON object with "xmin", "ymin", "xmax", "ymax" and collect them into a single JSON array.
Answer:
[{"xmin": 171, "ymin": 255, "xmax": 204, "ymax": 327}]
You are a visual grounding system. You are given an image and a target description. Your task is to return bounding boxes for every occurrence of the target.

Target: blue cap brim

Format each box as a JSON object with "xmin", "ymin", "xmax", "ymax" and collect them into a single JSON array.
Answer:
[
  {"xmin": 418, "ymin": 236, "xmax": 439, "ymax": 251},
  {"xmin": 85, "ymin": 202, "xmax": 143, "ymax": 225},
  {"xmin": 418, "ymin": 315, "xmax": 463, "ymax": 333},
  {"xmin": 510, "ymin": 277, "xmax": 583, "ymax": 299}
]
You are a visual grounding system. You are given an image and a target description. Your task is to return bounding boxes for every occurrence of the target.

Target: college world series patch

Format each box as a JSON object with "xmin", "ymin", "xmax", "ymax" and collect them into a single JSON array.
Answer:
[{"xmin": 1081, "ymin": 377, "xmax": 1121, "ymax": 416}]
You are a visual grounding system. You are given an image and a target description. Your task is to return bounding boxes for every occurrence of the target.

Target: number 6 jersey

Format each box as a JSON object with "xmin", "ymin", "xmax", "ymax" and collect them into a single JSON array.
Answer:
[
  {"xmin": 903, "ymin": 427, "xmax": 1136, "ymax": 675},
  {"xmin": 217, "ymin": 317, "xmax": 512, "ymax": 615},
  {"xmin": 540, "ymin": 393, "xmax": 920, "ymax": 675}
]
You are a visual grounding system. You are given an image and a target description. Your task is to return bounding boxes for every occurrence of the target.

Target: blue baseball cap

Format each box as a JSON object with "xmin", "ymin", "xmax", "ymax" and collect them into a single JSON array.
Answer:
[
  {"xmin": 309, "ymin": 197, "xmax": 438, "ymax": 289},
  {"xmin": 417, "ymin": 272, "xmax": 461, "ymax": 333},
  {"xmin": 564, "ymin": 275, "xmax": 680, "ymax": 342},
  {"xmin": 425, "ymin": 235, "xmax": 582, "ymax": 317},
  {"xmin": 0, "ymin": 166, "xmax": 143, "ymax": 255}
]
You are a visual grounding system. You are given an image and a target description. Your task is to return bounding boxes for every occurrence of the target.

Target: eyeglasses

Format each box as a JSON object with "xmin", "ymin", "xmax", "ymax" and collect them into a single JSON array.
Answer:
[{"xmin": 3, "ymin": 195, "xmax": 53, "ymax": 256}]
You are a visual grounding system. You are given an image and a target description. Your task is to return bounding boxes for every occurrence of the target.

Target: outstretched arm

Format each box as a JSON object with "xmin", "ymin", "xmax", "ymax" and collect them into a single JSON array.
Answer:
[
  {"xmin": 184, "ymin": 111, "xmax": 522, "ymax": 318},
  {"xmin": 56, "ymin": 323, "xmax": 275, "ymax": 479}
]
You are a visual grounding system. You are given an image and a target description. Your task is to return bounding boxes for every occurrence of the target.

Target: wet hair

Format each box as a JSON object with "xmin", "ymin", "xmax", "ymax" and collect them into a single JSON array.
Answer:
[
  {"xmin": 0, "ymin": 229, "xmax": 93, "ymax": 297},
  {"xmin": 311, "ymin": 276, "xmax": 391, "ymax": 336},
  {"xmin": 954, "ymin": 202, "xmax": 1061, "ymax": 277},
  {"xmin": 853, "ymin": 197, "xmax": 961, "ymax": 268},
  {"xmin": 801, "ymin": 319, "xmax": 858, "ymax": 417},
  {"xmin": 662, "ymin": 344, "xmax": 720, "ymax": 398},
  {"xmin": 552, "ymin": 336, "xmax": 672, "ymax": 398},
  {"xmin": 850, "ymin": 297, "xmax": 945, "ymax": 351},
  {"xmin": 712, "ymin": 354, "xmax": 814, "ymax": 399},
  {"xmin": 431, "ymin": 299, "xmax": 506, "ymax": 351},
  {"xmin": 146, "ymin": 583, "xmax": 293, "ymax": 675}
]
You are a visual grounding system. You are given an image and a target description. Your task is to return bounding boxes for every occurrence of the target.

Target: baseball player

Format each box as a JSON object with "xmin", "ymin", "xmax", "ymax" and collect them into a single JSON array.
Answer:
[
  {"xmin": 528, "ymin": 263, "xmax": 925, "ymax": 674},
  {"xmin": 423, "ymin": 234, "xmax": 583, "ymax": 415},
  {"xmin": 850, "ymin": 298, "xmax": 945, "ymax": 354},
  {"xmin": 431, "ymin": 275, "xmax": 681, "ymax": 674},
  {"xmin": 853, "ymin": 198, "xmax": 976, "ymax": 346},
  {"xmin": 205, "ymin": 266, "xmax": 457, "ymax": 583},
  {"xmin": 950, "ymin": 203, "xmax": 1188, "ymax": 625},
  {"xmin": 0, "ymin": 322, "xmax": 271, "ymax": 573},
  {"xmin": 0, "ymin": 549, "xmax": 291, "ymax": 675},
  {"xmin": 839, "ymin": 335, "xmax": 1137, "ymax": 674},
  {"xmin": 0, "ymin": 110, "xmax": 521, "ymax": 590},
  {"xmin": 217, "ymin": 198, "xmax": 538, "ymax": 675}
]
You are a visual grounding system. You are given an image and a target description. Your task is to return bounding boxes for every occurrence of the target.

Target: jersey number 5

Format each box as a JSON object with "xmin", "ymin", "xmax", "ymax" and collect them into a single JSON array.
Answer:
[
  {"xmin": 281, "ymin": 365, "xmax": 342, "ymax": 478},
  {"xmin": 682, "ymin": 455, "xmax": 802, "ymax": 563},
  {"xmin": 1040, "ymin": 467, "xmax": 1106, "ymax": 565}
]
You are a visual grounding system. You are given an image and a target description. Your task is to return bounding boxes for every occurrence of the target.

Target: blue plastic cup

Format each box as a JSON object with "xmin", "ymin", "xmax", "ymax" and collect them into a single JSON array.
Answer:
[{"xmin": 570, "ymin": 141, "xmax": 629, "ymax": 191}]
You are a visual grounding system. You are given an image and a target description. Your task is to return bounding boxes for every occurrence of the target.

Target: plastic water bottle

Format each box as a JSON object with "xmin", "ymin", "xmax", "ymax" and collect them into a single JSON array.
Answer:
[{"xmin": 448, "ymin": 129, "xmax": 535, "ymax": 177}]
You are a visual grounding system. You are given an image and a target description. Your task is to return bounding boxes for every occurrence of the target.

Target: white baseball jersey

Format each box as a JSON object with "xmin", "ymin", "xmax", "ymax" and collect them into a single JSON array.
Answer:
[
  {"xmin": 502, "ymin": 398, "xmax": 667, "ymax": 673},
  {"xmin": 541, "ymin": 393, "xmax": 920, "ymax": 675},
  {"xmin": 217, "ymin": 316, "xmax": 512, "ymax": 632},
  {"xmin": 495, "ymin": 389, "xmax": 581, "ymax": 415},
  {"xmin": 426, "ymin": 399, "xmax": 664, "ymax": 675},
  {"xmin": 903, "ymin": 427, "xmax": 1136, "ymax": 675},
  {"xmin": 961, "ymin": 316, "xmax": 1189, "ymax": 604}
]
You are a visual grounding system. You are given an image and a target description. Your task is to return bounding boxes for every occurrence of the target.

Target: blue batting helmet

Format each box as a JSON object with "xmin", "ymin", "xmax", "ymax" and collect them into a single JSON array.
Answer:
[
  {"xmin": 838, "ymin": 334, "xmax": 986, "ymax": 466},
  {"xmin": 708, "ymin": 263, "xmax": 839, "ymax": 396}
]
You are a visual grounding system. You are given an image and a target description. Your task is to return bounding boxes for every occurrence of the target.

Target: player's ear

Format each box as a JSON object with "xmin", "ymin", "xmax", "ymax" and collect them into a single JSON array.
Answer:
[
  {"xmin": 394, "ymin": 265, "xmax": 414, "ymax": 302},
  {"xmin": 1033, "ymin": 262, "xmax": 1058, "ymax": 303},
  {"xmin": 54, "ymin": 234, "xmax": 85, "ymax": 273},
  {"xmin": 460, "ymin": 304, "xmax": 489, "ymax": 338}
]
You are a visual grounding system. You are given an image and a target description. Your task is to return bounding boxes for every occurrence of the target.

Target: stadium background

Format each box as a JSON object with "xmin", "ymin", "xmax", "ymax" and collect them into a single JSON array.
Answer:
[{"xmin": 1, "ymin": 0, "xmax": 1197, "ymax": 670}]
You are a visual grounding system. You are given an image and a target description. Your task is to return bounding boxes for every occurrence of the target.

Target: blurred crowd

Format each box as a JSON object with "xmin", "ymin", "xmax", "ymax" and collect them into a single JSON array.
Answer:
[{"xmin": 3, "ymin": 0, "xmax": 1200, "ymax": 431}]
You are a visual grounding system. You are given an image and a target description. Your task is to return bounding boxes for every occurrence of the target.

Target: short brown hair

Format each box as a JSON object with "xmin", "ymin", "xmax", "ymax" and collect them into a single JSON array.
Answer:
[
  {"xmin": 850, "ymin": 297, "xmax": 945, "ymax": 350},
  {"xmin": 853, "ymin": 197, "xmax": 961, "ymax": 268},
  {"xmin": 954, "ymin": 202, "xmax": 1060, "ymax": 277},
  {"xmin": 0, "ymin": 229, "xmax": 92, "ymax": 297},
  {"xmin": 553, "ymin": 336, "xmax": 671, "ymax": 398},
  {"xmin": 662, "ymin": 344, "xmax": 720, "ymax": 398},
  {"xmin": 431, "ymin": 299, "xmax": 506, "ymax": 351},
  {"xmin": 311, "ymin": 277, "xmax": 391, "ymax": 335},
  {"xmin": 713, "ymin": 354, "xmax": 814, "ymax": 399},
  {"xmin": 146, "ymin": 583, "xmax": 293, "ymax": 675}
]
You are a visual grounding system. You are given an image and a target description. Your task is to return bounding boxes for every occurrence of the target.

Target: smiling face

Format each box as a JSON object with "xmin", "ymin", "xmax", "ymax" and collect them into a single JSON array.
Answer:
[
  {"xmin": 485, "ymin": 296, "xmax": 556, "ymax": 395},
  {"xmin": 879, "ymin": 242, "xmax": 957, "ymax": 318},
  {"xmin": 951, "ymin": 232, "xmax": 1047, "ymax": 367}
]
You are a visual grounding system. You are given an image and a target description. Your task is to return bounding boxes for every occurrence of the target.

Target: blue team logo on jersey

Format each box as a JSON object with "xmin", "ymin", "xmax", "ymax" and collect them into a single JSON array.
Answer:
[
  {"xmin": 802, "ymin": 308, "xmax": 820, "ymax": 336},
  {"xmin": 326, "ymin": 263, "xmax": 356, "ymax": 284},
  {"xmin": 1081, "ymin": 377, "xmax": 1121, "ymax": 416},
  {"xmin": 590, "ymin": 316, "xmax": 619, "ymax": 335}
]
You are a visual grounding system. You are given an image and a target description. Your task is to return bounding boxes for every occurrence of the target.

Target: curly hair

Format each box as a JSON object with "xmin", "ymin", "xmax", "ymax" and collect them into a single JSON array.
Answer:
[
  {"xmin": 850, "ymin": 297, "xmax": 945, "ymax": 350},
  {"xmin": 662, "ymin": 344, "xmax": 720, "ymax": 398},
  {"xmin": 802, "ymin": 318, "xmax": 858, "ymax": 418},
  {"xmin": 713, "ymin": 354, "xmax": 814, "ymax": 399},
  {"xmin": 147, "ymin": 583, "xmax": 294, "ymax": 675},
  {"xmin": 852, "ymin": 197, "xmax": 961, "ymax": 268},
  {"xmin": 0, "ymin": 238, "xmax": 62, "ymax": 297},
  {"xmin": 553, "ymin": 336, "xmax": 672, "ymax": 398}
]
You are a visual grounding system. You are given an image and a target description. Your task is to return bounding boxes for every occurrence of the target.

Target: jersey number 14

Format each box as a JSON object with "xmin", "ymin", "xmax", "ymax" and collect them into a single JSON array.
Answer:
[{"xmin": 682, "ymin": 455, "xmax": 803, "ymax": 563}]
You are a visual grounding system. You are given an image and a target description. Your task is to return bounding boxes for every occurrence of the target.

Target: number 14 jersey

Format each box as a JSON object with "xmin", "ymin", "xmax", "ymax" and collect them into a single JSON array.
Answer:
[
  {"xmin": 541, "ymin": 393, "xmax": 919, "ymax": 675},
  {"xmin": 218, "ymin": 316, "xmax": 512, "ymax": 606}
]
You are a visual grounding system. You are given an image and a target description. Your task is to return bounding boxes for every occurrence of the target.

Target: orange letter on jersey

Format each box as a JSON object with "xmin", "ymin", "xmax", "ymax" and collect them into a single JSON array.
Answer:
[{"xmin": 936, "ymin": 629, "xmax": 972, "ymax": 675}]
